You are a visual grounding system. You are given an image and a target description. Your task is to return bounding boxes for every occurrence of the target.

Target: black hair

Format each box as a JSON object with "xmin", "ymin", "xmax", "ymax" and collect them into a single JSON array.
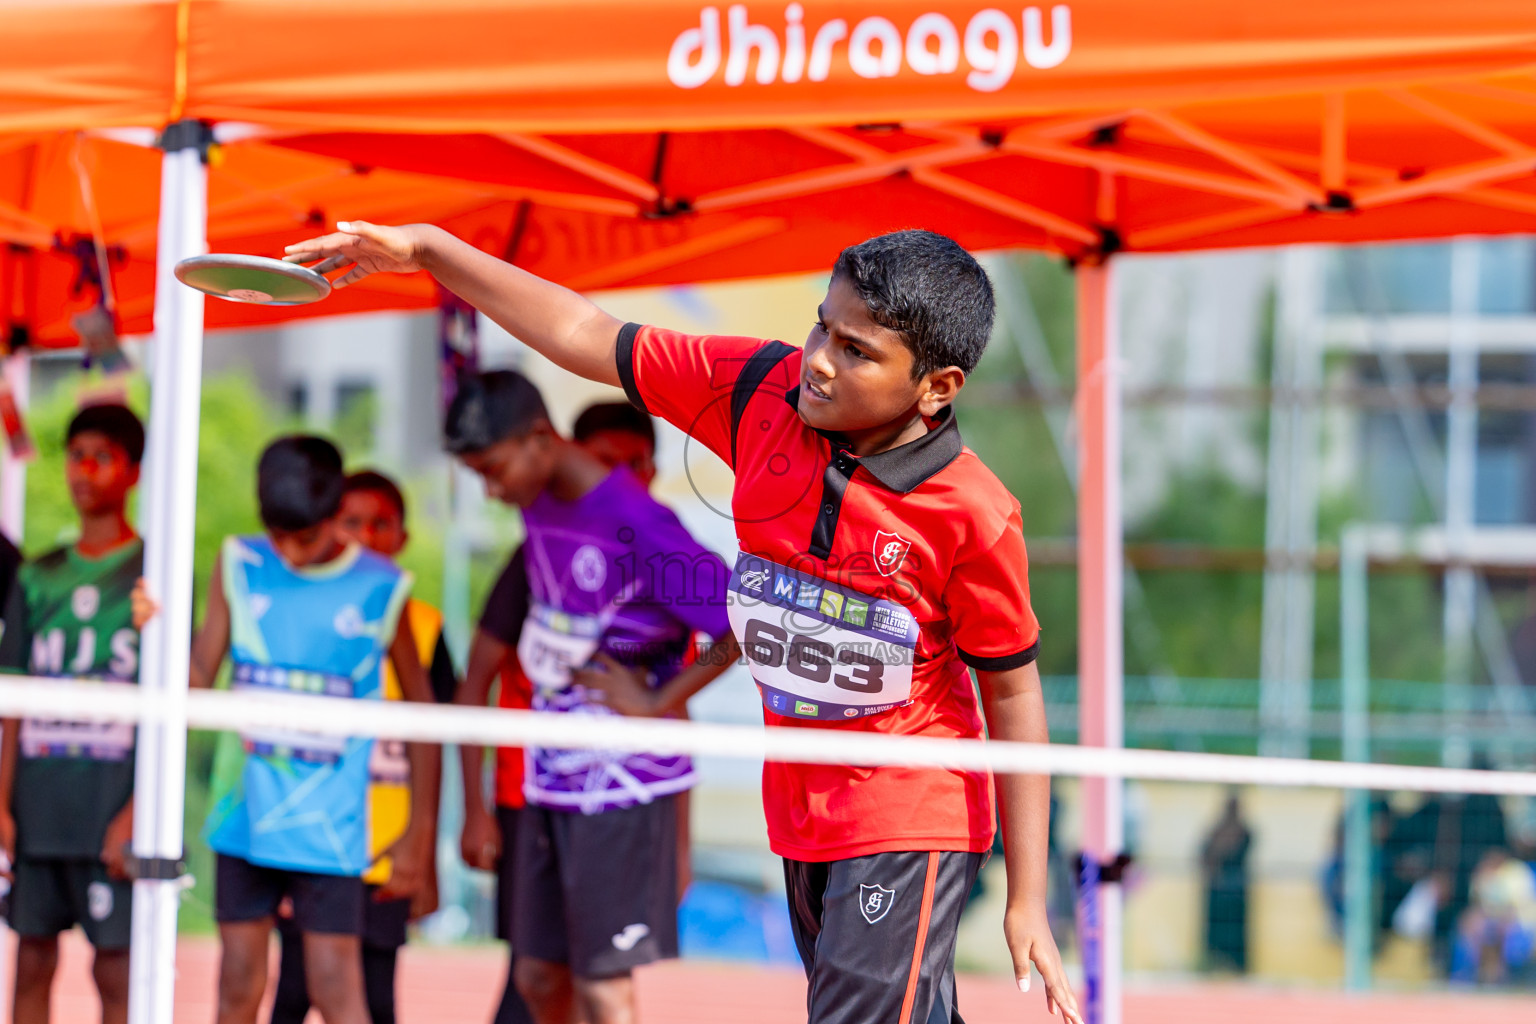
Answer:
[
  {"xmin": 831, "ymin": 229, "xmax": 996, "ymax": 378},
  {"xmin": 257, "ymin": 435, "xmax": 345, "ymax": 532},
  {"xmin": 67, "ymin": 404, "xmax": 145, "ymax": 465},
  {"xmin": 572, "ymin": 402, "xmax": 655, "ymax": 449},
  {"xmin": 344, "ymin": 469, "xmax": 406, "ymax": 522},
  {"xmin": 443, "ymin": 370, "xmax": 549, "ymax": 455}
]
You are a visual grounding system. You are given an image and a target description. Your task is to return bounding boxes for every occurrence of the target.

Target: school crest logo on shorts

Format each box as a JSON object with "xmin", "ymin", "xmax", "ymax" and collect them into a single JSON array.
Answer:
[
  {"xmin": 873, "ymin": 531, "xmax": 911, "ymax": 577},
  {"xmin": 859, "ymin": 883, "xmax": 896, "ymax": 924},
  {"xmin": 88, "ymin": 881, "xmax": 114, "ymax": 921}
]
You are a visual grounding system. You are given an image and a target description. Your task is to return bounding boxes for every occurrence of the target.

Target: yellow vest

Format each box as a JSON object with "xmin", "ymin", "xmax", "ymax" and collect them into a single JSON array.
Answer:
[{"xmin": 363, "ymin": 598, "xmax": 444, "ymax": 885}]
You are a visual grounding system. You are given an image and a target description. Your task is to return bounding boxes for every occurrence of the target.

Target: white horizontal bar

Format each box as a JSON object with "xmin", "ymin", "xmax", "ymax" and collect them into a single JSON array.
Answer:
[{"xmin": 0, "ymin": 675, "xmax": 1532, "ymax": 796}]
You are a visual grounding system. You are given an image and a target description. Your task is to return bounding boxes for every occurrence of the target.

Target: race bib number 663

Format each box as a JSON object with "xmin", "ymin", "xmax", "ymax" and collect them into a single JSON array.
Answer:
[{"xmin": 728, "ymin": 553, "xmax": 918, "ymax": 722}]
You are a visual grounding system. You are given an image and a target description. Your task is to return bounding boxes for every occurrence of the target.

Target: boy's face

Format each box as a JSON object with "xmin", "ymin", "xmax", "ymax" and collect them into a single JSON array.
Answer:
[
  {"xmin": 270, "ymin": 520, "xmax": 344, "ymax": 568},
  {"xmin": 581, "ymin": 430, "xmax": 656, "ymax": 488},
  {"xmin": 337, "ymin": 489, "xmax": 407, "ymax": 558},
  {"xmin": 65, "ymin": 431, "xmax": 139, "ymax": 516},
  {"xmin": 459, "ymin": 425, "xmax": 555, "ymax": 508},
  {"xmin": 799, "ymin": 275, "xmax": 952, "ymax": 435}
]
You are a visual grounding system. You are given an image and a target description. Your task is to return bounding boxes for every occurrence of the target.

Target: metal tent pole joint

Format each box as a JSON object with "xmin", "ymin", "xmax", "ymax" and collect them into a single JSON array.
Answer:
[
  {"xmin": 156, "ymin": 120, "xmax": 216, "ymax": 161},
  {"xmin": 1074, "ymin": 851, "xmax": 1134, "ymax": 884},
  {"xmin": 127, "ymin": 856, "xmax": 188, "ymax": 883}
]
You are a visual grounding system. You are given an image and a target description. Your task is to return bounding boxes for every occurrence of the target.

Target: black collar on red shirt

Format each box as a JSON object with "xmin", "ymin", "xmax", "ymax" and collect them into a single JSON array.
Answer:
[{"xmin": 783, "ymin": 386, "xmax": 963, "ymax": 494}]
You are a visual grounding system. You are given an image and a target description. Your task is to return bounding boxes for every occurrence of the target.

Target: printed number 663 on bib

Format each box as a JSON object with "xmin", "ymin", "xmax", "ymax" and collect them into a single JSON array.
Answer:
[
  {"xmin": 728, "ymin": 553, "xmax": 917, "ymax": 722},
  {"xmin": 740, "ymin": 618, "xmax": 885, "ymax": 692}
]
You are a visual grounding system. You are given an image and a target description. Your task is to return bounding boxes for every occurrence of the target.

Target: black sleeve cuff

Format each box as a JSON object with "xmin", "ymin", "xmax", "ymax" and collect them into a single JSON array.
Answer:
[
  {"xmin": 957, "ymin": 639, "xmax": 1040, "ymax": 672},
  {"xmin": 615, "ymin": 322, "xmax": 647, "ymax": 413}
]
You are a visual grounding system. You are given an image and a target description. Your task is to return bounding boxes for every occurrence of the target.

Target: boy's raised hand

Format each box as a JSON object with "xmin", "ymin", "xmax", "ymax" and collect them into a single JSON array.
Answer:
[{"xmin": 283, "ymin": 221, "xmax": 426, "ymax": 288}]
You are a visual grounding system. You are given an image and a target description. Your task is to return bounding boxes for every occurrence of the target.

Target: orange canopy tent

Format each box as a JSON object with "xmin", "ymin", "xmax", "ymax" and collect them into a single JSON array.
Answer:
[
  {"xmin": 0, "ymin": 131, "xmax": 629, "ymax": 344},
  {"xmin": 6, "ymin": 4, "xmax": 1536, "ymax": 1022},
  {"xmin": 7, "ymin": 1, "xmax": 1536, "ymax": 342}
]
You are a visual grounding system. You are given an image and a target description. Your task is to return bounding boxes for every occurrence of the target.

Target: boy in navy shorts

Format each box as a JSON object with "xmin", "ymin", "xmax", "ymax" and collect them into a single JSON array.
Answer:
[
  {"xmin": 459, "ymin": 400, "xmax": 686, "ymax": 1024},
  {"xmin": 0, "ymin": 404, "xmax": 145, "ymax": 1024},
  {"xmin": 139, "ymin": 437, "xmax": 439, "ymax": 1024},
  {"xmin": 445, "ymin": 372, "xmax": 737, "ymax": 1024},
  {"xmin": 287, "ymin": 222, "xmax": 1083, "ymax": 1024},
  {"xmin": 270, "ymin": 470, "xmax": 457, "ymax": 1024}
]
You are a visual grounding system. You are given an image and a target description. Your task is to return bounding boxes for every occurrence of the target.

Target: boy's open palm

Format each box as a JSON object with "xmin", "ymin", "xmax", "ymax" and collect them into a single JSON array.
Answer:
[
  {"xmin": 1006, "ymin": 902, "xmax": 1084, "ymax": 1024},
  {"xmin": 284, "ymin": 221, "xmax": 422, "ymax": 288}
]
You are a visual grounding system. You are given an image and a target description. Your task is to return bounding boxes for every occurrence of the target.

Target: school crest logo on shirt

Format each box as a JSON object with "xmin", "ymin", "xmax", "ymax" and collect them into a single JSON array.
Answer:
[
  {"xmin": 72, "ymin": 585, "xmax": 100, "ymax": 622},
  {"xmin": 571, "ymin": 544, "xmax": 607, "ymax": 593},
  {"xmin": 859, "ymin": 883, "xmax": 896, "ymax": 924},
  {"xmin": 873, "ymin": 531, "xmax": 911, "ymax": 577},
  {"xmin": 333, "ymin": 604, "xmax": 366, "ymax": 639}
]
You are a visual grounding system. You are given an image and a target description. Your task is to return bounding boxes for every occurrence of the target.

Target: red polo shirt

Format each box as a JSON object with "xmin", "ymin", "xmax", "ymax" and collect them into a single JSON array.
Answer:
[{"xmin": 618, "ymin": 324, "xmax": 1040, "ymax": 862}]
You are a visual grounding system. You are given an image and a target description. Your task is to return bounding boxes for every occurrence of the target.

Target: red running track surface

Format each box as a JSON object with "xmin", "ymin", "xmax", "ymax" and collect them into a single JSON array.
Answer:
[{"xmin": 6, "ymin": 931, "xmax": 1533, "ymax": 1023}]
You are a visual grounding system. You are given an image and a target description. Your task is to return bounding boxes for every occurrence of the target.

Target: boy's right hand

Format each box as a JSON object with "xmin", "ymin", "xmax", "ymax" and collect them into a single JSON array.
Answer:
[
  {"xmin": 460, "ymin": 804, "xmax": 501, "ymax": 872},
  {"xmin": 130, "ymin": 578, "xmax": 159, "ymax": 630},
  {"xmin": 283, "ymin": 221, "xmax": 428, "ymax": 289}
]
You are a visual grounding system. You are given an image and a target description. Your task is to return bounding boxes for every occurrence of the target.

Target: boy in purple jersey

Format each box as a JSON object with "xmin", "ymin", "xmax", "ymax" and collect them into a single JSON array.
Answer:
[{"xmin": 445, "ymin": 371, "xmax": 740, "ymax": 1024}]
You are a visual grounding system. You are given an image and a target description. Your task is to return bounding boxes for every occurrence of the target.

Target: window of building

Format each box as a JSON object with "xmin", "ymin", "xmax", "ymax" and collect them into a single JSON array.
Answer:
[{"xmin": 334, "ymin": 380, "xmax": 377, "ymax": 457}]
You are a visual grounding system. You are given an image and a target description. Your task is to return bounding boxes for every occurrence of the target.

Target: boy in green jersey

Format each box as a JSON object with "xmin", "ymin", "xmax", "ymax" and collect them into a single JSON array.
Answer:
[{"xmin": 0, "ymin": 404, "xmax": 145, "ymax": 1024}]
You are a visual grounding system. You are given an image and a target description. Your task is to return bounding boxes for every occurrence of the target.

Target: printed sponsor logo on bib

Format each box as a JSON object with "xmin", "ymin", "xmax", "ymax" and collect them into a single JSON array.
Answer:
[
  {"xmin": 231, "ymin": 662, "xmax": 355, "ymax": 764},
  {"xmin": 21, "ymin": 678, "xmax": 135, "ymax": 760},
  {"xmin": 728, "ymin": 553, "xmax": 917, "ymax": 721},
  {"xmin": 368, "ymin": 738, "xmax": 410, "ymax": 786},
  {"xmin": 518, "ymin": 602, "xmax": 604, "ymax": 695}
]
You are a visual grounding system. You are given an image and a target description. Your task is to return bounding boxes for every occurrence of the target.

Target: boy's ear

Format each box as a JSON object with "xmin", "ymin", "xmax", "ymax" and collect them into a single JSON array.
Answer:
[
  {"xmin": 916, "ymin": 366, "xmax": 965, "ymax": 418},
  {"xmin": 126, "ymin": 463, "xmax": 142, "ymax": 488}
]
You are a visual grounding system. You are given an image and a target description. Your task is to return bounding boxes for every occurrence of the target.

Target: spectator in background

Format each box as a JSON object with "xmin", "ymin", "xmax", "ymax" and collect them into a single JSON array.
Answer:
[
  {"xmin": 1450, "ymin": 847, "xmax": 1536, "ymax": 984},
  {"xmin": 1200, "ymin": 789, "xmax": 1252, "ymax": 973},
  {"xmin": 1431, "ymin": 770, "xmax": 1509, "ymax": 975}
]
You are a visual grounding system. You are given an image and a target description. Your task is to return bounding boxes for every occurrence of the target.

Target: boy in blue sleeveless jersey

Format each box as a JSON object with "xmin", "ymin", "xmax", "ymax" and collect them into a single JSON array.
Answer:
[
  {"xmin": 159, "ymin": 437, "xmax": 438, "ymax": 1024},
  {"xmin": 271, "ymin": 469, "xmax": 461, "ymax": 1024}
]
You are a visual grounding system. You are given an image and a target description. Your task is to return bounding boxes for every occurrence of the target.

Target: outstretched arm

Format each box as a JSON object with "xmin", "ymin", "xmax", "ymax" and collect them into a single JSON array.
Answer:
[
  {"xmin": 978, "ymin": 660, "xmax": 1083, "ymax": 1024},
  {"xmin": 286, "ymin": 223, "xmax": 623, "ymax": 386}
]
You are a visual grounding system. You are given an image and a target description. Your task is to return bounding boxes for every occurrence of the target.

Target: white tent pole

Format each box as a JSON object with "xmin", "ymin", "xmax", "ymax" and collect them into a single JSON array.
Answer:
[
  {"xmin": 128, "ymin": 121, "xmax": 209, "ymax": 1024},
  {"xmin": 1075, "ymin": 259, "xmax": 1123, "ymax": 1024},
  {"xmin": 0, "ymin": 351, "xmax": 30, "ymax": 544}
]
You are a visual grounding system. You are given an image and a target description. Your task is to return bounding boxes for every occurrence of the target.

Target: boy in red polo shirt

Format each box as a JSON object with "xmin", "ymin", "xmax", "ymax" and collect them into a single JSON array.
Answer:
[{"xmin": 286, "ymin": 223, "xmax": 1082, "ymax": 1024}]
